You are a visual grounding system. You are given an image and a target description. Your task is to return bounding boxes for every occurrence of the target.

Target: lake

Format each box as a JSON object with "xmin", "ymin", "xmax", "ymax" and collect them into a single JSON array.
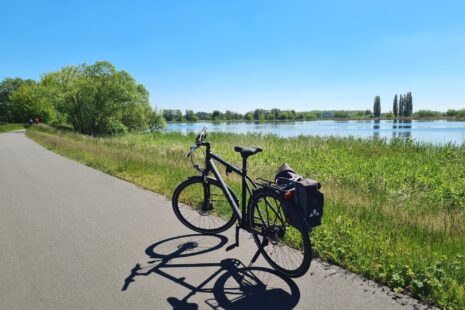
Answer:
[{"xmin": 166, "ymin": 120, "xmax": 465, "ymax": 145}]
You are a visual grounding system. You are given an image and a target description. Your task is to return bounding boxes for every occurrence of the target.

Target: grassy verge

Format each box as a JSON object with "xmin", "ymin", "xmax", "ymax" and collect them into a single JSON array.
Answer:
[
  {"xmin": 0, "ymin": 123, "xmax": 25, "ymax": 133},
  {"xmin": 27, "ymin": 125, "xmax": 465, "ymax": 309}
]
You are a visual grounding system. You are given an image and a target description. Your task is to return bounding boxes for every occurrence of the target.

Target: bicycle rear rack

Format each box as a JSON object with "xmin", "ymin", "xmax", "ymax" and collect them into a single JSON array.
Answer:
[{"xmin": 255, "ymin": 177, "xmax": 292, "ymax": 192}]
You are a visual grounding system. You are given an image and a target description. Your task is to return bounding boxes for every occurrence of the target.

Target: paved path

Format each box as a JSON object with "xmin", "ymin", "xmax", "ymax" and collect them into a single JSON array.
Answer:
[{"xmin": 0, "ymin": 131, "xmax": 432, "ymax": 310}]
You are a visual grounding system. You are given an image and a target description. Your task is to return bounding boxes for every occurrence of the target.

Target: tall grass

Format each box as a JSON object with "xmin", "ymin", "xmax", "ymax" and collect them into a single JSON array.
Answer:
[
  {"xmin": 0, "ymin": 123, "xmax": 25, "ymax": 133},
  {"xmin": 27, "ymin": 125, "xmax": 465, "ymax": 309}
]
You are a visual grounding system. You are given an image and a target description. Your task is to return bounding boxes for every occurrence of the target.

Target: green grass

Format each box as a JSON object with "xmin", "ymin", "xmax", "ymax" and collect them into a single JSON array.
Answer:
[
  {"xmin": 0, "ymin": 123, "xmax": 25, "ymax": 133},
  {"xmin": 27, "ymin": 125, "xmax": 465, "ymax": 309}
]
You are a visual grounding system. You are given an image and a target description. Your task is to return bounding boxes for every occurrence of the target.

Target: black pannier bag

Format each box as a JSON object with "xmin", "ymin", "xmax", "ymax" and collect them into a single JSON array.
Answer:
[
  {"xmin": 275, "ymin": 163, "xmax": 324, "ymax": 228},
  {"xmin": 295, "ymin": 178, "xmax": 324, "ymax": 227}
]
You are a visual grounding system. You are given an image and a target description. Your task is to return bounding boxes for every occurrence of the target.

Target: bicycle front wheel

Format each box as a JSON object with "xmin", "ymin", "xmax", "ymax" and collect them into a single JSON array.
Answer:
[
  {"xmin": 172, "ymin": 176, "xmax": 237, "ymax": 234},
  {"xmin": 248, "ymin": 188, "xmax": 312, "ymax": 278}
]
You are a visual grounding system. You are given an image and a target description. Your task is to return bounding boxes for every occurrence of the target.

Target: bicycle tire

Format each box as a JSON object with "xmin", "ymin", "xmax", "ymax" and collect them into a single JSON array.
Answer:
[
  {"xmin": 172, "ymin": 176, "xmax": 237, "ymax": 234},
  {"xmin": 248, "ymin": 187, "xmax": 312, "ymax": 278}
]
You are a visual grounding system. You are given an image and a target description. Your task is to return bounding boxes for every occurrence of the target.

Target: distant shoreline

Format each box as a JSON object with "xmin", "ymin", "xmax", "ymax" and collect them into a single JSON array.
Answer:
[{"xmin": 166, "ymin": 116, "xmax": 465, "ymax": 124}]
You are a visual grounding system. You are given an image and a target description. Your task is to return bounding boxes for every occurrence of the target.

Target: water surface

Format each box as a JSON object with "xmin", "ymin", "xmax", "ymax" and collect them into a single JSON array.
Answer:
[{"xmin": 166, "ymin": 120, "xmax": 465, "ymax": 145}]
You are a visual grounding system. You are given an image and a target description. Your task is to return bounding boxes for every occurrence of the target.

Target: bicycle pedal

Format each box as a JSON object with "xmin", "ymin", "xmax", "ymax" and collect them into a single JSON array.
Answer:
[{"xmin": 225, "ymin": 243, "xmax": 238, "ymax": 252}]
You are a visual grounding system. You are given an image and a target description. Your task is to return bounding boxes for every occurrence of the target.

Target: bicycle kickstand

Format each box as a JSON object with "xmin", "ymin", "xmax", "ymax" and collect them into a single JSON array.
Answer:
[
  {"xmin": 248, "ymin": 238, "xmax": 266, "ymax": 267},
  {"xmin": 225, "ymin": 224, "xmax": 240, "ymax": 252}
]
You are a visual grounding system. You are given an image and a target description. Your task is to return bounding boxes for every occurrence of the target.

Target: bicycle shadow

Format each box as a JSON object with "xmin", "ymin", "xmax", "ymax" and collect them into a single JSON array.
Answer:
[{"xmin": 122, "ymin": 234, "xmax": 300, "ymax": 309}]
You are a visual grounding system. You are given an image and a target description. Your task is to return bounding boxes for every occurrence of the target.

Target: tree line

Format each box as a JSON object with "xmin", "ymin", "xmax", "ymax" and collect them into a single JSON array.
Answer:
[
  {"xmin": 0, "ymin": 61, "xmax": 165, "ymax": 135},
  {"xmin": 163, "ymin": 108, "xmax": 374, "ymax": 122}
]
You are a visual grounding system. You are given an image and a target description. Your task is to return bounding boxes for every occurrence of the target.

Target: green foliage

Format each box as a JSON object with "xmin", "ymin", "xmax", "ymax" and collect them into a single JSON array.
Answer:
[
  {"xmin": 44, "ymin": 61, "xmax": 155, "ymax": 135},
  {"xmin": 184, "ymin": 110, "xmax": 198, "ymax": 122},
  {"xmin": 212, "ymin": 110, "xmax": 222, "ymax": 121},
  {"xmin": 399, "ymin": 95, "xmax": 404, "ymax": 117},
  {"xmin": 10, "ymin": 82, "xmax": 57, "ymax": 123},
  {"xmin": 414, "ymin": 110, "xmax": 443, "ymax": 118},
  {"xmin": 398, "ymin": 92, "xmax": 413, "ymax": 117},
  {"xmin": 163, "ymin": 109, "xmax": 184, "ymax": 122},
  {"xmin": 1, "ymin": 61, "xmax": 164, "ymax": 135},
  {"xmin": 149, "ymin": 107, "xmax": 166, "ymax": 130},
  {"xmin": 164, "ymin": 108, "xmax": 374, "ymax": 122},
  {"xmin": 0, "ymin": 123, "xmax": 25, "ymax": 133},
  {"xmin": 393, "ymin": 94, "xmax": 398, "ymax": 117},
  {"xmin": 446, "ymin": 109, "xmax": 465, "ymax": 118},
  {"xmin": 28, "ymin": 126, "xmax": 465, "ymax": 308},
  {"xmin": 404, "ymin": 92, "xmax": 413, "ymax": 117},
  {"xmin": 0, "ymin": 78, "xmax": 36, "ymax": 122},
  {"xmin": 373, "ymin": 96, "xmax": 381, "ymax": 118}
]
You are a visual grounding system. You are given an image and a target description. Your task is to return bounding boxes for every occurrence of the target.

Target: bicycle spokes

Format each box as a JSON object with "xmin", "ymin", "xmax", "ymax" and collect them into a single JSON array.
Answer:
[{"xmin": 250, "ymin": 192, "xmax": 310, "ymax": 276}]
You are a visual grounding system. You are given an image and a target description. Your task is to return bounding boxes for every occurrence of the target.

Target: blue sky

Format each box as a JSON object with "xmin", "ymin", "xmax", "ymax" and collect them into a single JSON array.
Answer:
[{"xmin": 1, "ymin": 0, "xmax": 464, "ymax": 112}]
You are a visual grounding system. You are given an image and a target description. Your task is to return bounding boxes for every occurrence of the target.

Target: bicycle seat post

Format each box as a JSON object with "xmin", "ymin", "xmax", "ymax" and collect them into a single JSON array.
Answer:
[{"xmin": 241, "ymin": 156, "xmax": 248, "ymax": 226}]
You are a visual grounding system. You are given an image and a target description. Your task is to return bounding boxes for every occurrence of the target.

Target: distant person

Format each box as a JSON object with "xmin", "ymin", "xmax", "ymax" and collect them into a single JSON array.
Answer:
[
  {"xmin": 34, "ymin": 117, "xmax": 39, "ymax": 125},
  {"xmin": 28, "ymin": 118, "xmax": 33, "ymax": 126}
]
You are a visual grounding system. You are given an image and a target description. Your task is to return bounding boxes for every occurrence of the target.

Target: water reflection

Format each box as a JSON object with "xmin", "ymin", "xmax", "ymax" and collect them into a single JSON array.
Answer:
[
  {"xmin": 373, "ymin": 119, "xmax": 380, "ymax": 137},
  {"xmin": 391, "ymin": 119, "xmax": 412, "ymax": 139},
  {"xmin": 395, "ymin": 119, "xmax": 412, "ymax": 139}
]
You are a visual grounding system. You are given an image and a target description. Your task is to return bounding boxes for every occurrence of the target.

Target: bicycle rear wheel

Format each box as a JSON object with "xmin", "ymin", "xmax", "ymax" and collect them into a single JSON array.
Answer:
[
  {"xmin": 248, "ymin": 188, "xmax": 312, "ymax": 278},
  {"xmin": 172, "ymin": 176, "xmax": 237, "ymax": 234}
]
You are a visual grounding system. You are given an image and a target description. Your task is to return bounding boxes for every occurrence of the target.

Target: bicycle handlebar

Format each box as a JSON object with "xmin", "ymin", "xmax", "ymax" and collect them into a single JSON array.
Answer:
[
  {"xmin": 187, "ymin": 126, "xmax": 208, "ymax": 157},
  {"xmin": 196, "ymin": 126, "xmax": 207, "ymax": 143}
]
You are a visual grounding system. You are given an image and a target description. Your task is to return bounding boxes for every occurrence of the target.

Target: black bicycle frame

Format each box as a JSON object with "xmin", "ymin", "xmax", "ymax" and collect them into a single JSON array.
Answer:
[{"xmin": 201, "ymin": 142, "xmax": 256, "ymax": 225}]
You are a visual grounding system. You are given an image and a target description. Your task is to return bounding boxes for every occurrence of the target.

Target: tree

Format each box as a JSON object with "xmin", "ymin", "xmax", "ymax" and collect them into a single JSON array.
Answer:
[
  {"xmin": 271, "ymin": 108, "xmax": 280, "ymax": 120},
  {"xmin": 397, "ymin": 92, "xmax": 413, "ymax": 117},
  {"xmin": 245, "ymin": 112, "xmax": 253, "ymax": 121},
  {"xmin": 288, "ymin": 110, "xmax": 296, "ymax": 120},
  {"xmin": 253, "ymin": 109, "xmax": 266, "ymax": 121},
  {"xmin": 373, "ymin": 96, "xmax": 381, "ymax": 118},
  {"xmin": 399, "ymin": 95, "xmax": 404, "ymax": 117},
  {"xmin": 414, "ymin": 110, "xmax": 441, "ymax": 117},
  {"xmin": 278, "ymin": 111, "xmax": 289, "ymax": 120},
  {"xmin": 405, "ymin": 92, "xmax": 413, "ymax": 117},
  {"xmin": 266, "ymin": 113, "xmax": 276, "ymax": 121},
  {"xmin": 393, "ymin": 94, "xmax": 398, "ymax": 117},
  {"xmin": 212, "ymin": 110, "xmax": 222, "ymax": 121},
  {"xmin": 163, "ymin": 110, "xmax": 183, "ymax": 122},
  {"xmin": 10, "ymin": 82, "xmax": 57, "ymax": 123},
  {"xmin": 148, "ymin": 107, "xmax": 166, "ymax": 130},
  {"xmin": 195, "ymin": 111, "xmax": 211, "ymax": 120},
  {"xmin": 39, "ymin": 61, "xmax": 157, "ymax": 135},
  {"xmin": 0, "ymin": 78, "xmax": 36, "ymax": 122},
  {"xmin": 185, "ymin": 110, "xmax": 198, "ymax": 122}
]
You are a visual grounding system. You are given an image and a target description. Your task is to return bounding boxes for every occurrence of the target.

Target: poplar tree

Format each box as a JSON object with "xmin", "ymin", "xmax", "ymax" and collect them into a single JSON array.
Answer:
[
  {"xmin": 373, "ymin": 96, "xmax": 381, "ymax": 118},
  {"xmin": 393, "ymin": 94, "xmax": 398, "ymax": 117},
  {"xmin": 405, "ymin": 92, "xmax": 413, "ymax": 116},
  {"xmin": 399, "ymin": 95, "xmax": 404, "ymax": 117}
]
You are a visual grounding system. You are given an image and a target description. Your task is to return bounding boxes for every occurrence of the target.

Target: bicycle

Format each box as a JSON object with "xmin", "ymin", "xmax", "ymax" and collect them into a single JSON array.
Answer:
[{"xmin": 172, "ymin": 126, "xmax": 312, "ymax": 277}]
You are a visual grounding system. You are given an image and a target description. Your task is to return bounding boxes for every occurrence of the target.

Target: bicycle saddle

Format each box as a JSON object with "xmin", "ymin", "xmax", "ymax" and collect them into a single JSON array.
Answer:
[{"xmin": 234, "ymin": 146, "xmax": 263, "ymax": 158}]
